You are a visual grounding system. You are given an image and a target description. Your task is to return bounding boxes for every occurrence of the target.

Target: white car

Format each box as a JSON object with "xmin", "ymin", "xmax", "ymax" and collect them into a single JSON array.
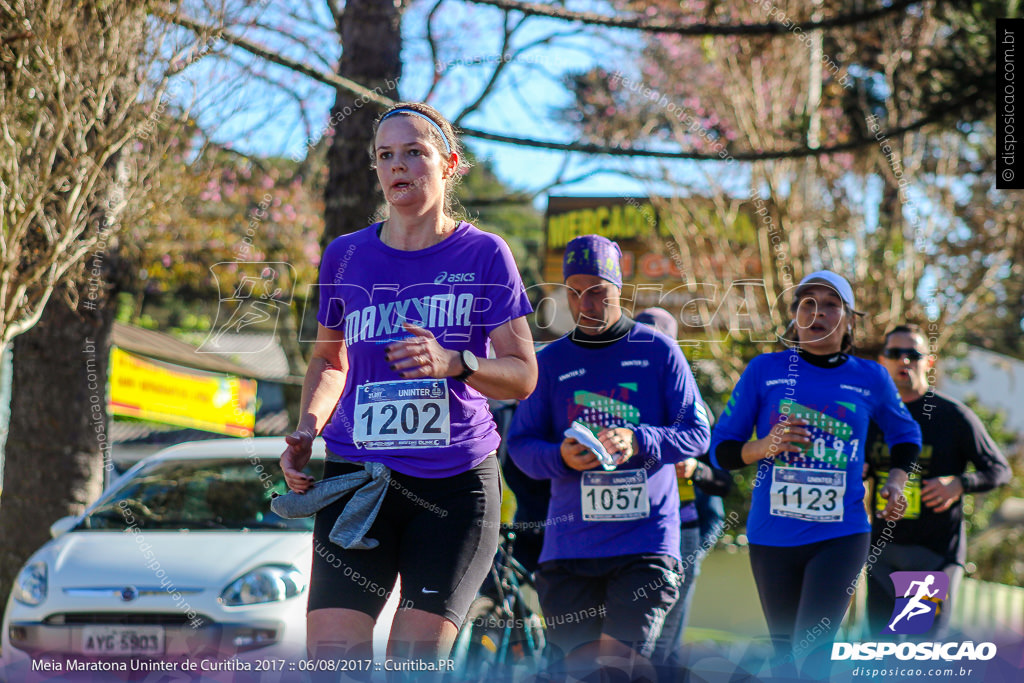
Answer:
[{"xmin": 1, "ymin": 438, "xmax": 327, "ymax": 677}]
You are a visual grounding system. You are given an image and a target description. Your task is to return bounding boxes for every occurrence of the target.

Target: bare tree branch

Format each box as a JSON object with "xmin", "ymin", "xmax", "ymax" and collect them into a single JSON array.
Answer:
[
  {"xmin": 246, "ymin": 17, "xmax": 336, "ymax": 72},
  {"xmin": 453, "ymin": 9, "xmax": 525, "ymax": 126},
  {"xmin": 219, "ymin": 51, "xmax": 317, "ymax": 144},
  {"xmin": 464, "ymin": 0, "xmax": 925, "ymax": 35},
  {"xmin": 422, "ymin": 0, "xmax": 448, "ymax": 103},
  {"xmin": 158, "ymin": 8, "xmax": 982, "ymax": 162},
  {"xmin": 155, "ymin": 8, "xmax": 393, "ymax": 109},
  {"xmin": 0, "ymin": 0, "xmax": 213, "ymax": 348},
  {"xmin": 461, "ymin": 99, "xmax": 979, "ymax": 160},
  {"xmin": 325, "ymin": 0, "xmax": 343, "ymax": 33}
]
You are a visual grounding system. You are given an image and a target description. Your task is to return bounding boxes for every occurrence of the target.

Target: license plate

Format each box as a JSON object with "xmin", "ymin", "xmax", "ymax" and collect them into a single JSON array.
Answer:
[{"xmin": 81, "ymin": 626, "xmax": 165, "ymax": 655}]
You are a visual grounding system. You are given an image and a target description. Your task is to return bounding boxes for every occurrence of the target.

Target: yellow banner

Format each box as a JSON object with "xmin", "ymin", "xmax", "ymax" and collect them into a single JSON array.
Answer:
[
  {"xmin": 546, "ymin": 200, "xmax": 666, "ymax": 250},
  {"xmin": 109, "ymin": 348, "xmax": 256, "ymax": 437}
]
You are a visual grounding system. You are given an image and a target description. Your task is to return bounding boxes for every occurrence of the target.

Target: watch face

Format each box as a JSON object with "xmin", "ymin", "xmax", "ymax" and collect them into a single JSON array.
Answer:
[{"xmin": 462, "ymin": 349, "xmax": 479, "ymax": 372}]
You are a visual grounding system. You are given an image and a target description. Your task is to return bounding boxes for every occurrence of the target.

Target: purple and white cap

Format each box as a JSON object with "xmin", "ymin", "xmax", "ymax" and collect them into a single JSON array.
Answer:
[{"xmin": 562, "ymin": 234, "xmax": 623, "ymax": 288}]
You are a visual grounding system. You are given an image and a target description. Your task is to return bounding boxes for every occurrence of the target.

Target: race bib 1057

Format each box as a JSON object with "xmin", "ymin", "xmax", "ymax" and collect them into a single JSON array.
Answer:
[{"xmin": 581, "ymin": 469, "xmax": 650, "ymax": 522}]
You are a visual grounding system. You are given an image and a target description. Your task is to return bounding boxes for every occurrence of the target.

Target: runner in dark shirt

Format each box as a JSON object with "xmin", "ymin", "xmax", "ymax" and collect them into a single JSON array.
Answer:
[
  {"xmin": 635, "ymin": 308, "xmax": 733, "ymax": 671},
  {"xmin": 866, "ymin": 324, "xmax": 1010, "ymax": 636}
]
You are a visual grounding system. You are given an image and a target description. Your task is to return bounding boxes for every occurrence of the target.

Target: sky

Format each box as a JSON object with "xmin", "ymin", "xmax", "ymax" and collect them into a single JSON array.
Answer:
[
  {"xmin": 168, "ymin": 0, "xmax": 954, "ymax": 310},
  {"xmin": 174, "ymin": 0, "xmax": 730, "ymax": 207}
]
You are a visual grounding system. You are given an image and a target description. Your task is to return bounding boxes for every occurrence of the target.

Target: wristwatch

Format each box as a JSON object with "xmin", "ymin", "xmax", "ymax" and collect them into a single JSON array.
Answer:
[{"xmin": 455, "ymin": 349, "xmax": 479, "ymax": 382}]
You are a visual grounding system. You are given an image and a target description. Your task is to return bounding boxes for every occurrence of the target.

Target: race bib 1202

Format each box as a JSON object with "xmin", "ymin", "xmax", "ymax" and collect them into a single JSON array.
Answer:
[{"xmin": 353, "ymin": 379, "xmax": 450, "ymax": 449}]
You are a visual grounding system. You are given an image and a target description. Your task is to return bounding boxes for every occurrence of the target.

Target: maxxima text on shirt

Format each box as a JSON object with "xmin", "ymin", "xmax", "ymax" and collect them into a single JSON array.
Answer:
[{"xmin": 831, "ymin": 641, "xmax": 997, "ymax": 661}]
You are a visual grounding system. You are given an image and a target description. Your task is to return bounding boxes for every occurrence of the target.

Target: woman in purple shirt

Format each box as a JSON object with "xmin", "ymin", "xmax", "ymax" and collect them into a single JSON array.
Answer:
[{"xmin": 279, "ymin": 102, "xmax": 537, "ymax": 664}]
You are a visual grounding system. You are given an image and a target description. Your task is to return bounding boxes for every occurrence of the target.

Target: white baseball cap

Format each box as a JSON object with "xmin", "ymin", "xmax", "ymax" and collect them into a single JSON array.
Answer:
[{"xmin": 794, "ymin": 270, "xmax": 864, "ymax": 315}]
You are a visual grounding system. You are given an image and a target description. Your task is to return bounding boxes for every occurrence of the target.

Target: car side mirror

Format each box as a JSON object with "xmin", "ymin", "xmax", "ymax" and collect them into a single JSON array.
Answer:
[{"xmin": 50, "ymin": 515, "xmax": 78, "ymax": 539}]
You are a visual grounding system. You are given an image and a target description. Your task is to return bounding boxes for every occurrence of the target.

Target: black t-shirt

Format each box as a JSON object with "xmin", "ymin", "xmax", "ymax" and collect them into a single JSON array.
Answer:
[{"xmin": 866, "ymin": 390, "xmax": 1010, "ymax": 564}]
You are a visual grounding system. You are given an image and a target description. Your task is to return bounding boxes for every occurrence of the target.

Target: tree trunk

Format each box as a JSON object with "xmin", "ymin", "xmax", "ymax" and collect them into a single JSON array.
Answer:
[
  {"xmin": 322, "ymin": 0, "xmax": 405, "ymax": 247},
  {"xmin": 0, "ymin": 270, "xmax": 119, "ymax": 605},
  {"xmin": 277, "ymin": 300, "xmax": 307, "ymax": 428},
  {"xmin": 0, "ymin": 0, "xmax": 148, "ymax": 606}
]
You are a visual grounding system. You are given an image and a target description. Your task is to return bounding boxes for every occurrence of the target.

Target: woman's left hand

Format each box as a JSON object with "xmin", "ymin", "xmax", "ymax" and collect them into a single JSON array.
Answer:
[{"xmin": 386, "ymin": 323, "xmax": 457, "ymax": 379}]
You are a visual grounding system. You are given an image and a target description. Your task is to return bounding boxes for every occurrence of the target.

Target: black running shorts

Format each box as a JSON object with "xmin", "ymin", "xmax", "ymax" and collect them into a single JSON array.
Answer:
[
  {"xmin": 307, "ymin": 455, "xmax": 501, "ymax": 628},
  {"xmin": 535, "ymin": 554, "xmax": 681, "ymax": 659}
]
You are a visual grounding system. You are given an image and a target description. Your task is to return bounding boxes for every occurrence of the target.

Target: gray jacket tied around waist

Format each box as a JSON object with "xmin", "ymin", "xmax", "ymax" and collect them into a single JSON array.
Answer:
[{"xmin": 270, "ymin": 460, "xmax": 390, "ymax": 550}]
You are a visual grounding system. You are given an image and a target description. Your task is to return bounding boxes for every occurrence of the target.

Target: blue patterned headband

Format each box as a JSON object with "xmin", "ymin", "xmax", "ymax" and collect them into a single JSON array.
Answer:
[{"xmin": 379, "ymin": 108, "xmax": 452, "ymax": 154}]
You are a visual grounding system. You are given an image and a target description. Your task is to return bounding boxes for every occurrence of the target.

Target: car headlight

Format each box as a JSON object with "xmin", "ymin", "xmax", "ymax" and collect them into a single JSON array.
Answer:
[
  {"xmin": 220, "ymin": 565, "xmax": 306, "ymax": 606},
  {"xmin": 14, "ymin": 562, "xmax": 47, "ymax": 606}
]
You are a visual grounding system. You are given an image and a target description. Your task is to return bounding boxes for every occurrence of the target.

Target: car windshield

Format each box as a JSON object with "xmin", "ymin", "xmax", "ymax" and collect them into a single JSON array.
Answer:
[{"xmin": 77, "ymin": 457, "xmax": 316, "ymax": 532}]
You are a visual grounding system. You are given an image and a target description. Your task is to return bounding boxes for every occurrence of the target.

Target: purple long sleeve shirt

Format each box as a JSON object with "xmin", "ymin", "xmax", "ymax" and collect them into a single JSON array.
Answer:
[{"xmin": 508, "ymin": 322, "xmax": 710, "ymax": 562}]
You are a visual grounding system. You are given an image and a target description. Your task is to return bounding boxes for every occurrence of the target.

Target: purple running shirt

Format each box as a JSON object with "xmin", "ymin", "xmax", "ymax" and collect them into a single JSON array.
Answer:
[{"xmin": 316, "ymin": 221, "xmax": 533, "ymax": 477}]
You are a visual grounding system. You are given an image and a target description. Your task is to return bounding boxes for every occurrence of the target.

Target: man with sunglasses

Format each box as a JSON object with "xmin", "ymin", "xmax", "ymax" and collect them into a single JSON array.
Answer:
[{"xmin": 865, "ymin": 324, "xmax": 1010, "ymax": 636}]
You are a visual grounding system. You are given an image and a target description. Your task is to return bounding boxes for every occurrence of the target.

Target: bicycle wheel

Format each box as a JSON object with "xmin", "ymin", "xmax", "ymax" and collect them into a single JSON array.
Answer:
[
  {"xmin": 450, "ymin": 596, "xmax": 503, "ymax": 681},
  {"xmin": 503, "ymin": 610, "xmax": 545, "ymax": 671}
]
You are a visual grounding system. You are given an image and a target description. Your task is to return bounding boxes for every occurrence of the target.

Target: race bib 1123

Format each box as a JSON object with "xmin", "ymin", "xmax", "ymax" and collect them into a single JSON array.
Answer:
[{"xmin": 769, "ymin": 466, "xmax": 845, "ymax": 522}]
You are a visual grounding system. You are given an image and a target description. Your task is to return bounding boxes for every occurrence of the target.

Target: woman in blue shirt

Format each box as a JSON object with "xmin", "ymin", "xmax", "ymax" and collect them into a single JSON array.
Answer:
[{"xmin": 710, "ymin": 270, "xmax": 921, "ymax": 677}]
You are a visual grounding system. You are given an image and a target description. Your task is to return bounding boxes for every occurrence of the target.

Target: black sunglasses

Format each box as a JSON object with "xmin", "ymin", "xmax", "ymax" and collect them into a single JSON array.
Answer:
[{"xmin": 882, "ymin": 347, "xmax": 924, "ymax": 360}]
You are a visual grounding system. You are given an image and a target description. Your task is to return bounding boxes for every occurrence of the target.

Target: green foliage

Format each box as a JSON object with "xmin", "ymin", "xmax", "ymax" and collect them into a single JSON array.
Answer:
[
  {"xmin": 124, "ymin": 145, "xmax": 324, "ymax": 336},
  {"xmin": 961, "ymin": 397, "xmax": 1024, "ymax": 585},
  {"xmin": 115, "ymin": 292, "xmax": 136, "ymax": 325}
]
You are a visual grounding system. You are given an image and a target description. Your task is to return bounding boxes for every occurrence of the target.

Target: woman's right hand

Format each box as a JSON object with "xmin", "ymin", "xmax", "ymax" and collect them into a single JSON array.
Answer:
[
  {"xmin": 280, "ymin": 430, "xmax": 316, "ymax": 493},
  {"xmin": 741, "ymin": 418, "xmax": 811, "ymax": 463}
]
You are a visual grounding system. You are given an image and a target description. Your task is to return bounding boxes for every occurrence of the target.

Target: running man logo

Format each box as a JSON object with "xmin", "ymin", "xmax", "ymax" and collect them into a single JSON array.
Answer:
[
  {"xmin": 883, "ymin": 571, "xmax": 950, "ymax": 635},
  {"xmin": 199, "ymin": 262, "xmax": 296, "ymax": 353}
]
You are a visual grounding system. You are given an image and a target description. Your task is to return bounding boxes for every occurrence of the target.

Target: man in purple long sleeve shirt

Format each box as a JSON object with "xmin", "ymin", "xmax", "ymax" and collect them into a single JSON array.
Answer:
[{"xmin": 508, "ymin": 235, "xmax": 710, "ymax": 680}]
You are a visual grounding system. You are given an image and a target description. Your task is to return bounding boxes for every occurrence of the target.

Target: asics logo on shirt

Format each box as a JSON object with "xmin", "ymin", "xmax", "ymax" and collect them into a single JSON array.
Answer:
[{"xmin": 434, "ymin": 271, "xmax": 476, "ymax": 284}]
